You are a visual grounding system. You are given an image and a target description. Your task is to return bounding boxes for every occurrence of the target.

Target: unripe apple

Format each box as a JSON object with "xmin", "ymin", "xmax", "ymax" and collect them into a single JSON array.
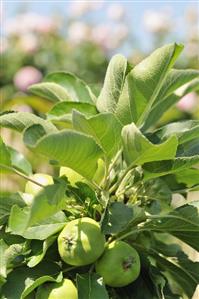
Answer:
[{"xmin": 25, "ymin": 173, "xmax": 53, "ymax": 196}]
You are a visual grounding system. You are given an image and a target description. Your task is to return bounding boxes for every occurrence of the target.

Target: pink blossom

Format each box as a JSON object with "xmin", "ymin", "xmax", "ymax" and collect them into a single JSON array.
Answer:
[
  {"xmin": 6, "ymin": 13, "xmax": 56, "ymax": 36},
  {"xmin": 70, "ymin": 1, "xmax": 104, "ymax": 17},
  {"xmin": 144, "ymin": 9, "xmax": 172, "ymax": 34},
  {"xmin": 68, "ymin": 22, "xmax": 91, "ymax": 44},
  {"xmin": 176, "ymin": 92, "xmax": 198, "ymax": 112},
  {"xmin": 18, "ymin": 34, "xmax": 39, "ymax": 53},
  {"xmin": 92, "ymin": 23, "xmax": 128, "ymax": 50},
  {"xmin": 107, "ymin": 4, "xmax": 125, "ymax": 21},
  {"xmin": 14, "ymin": 66, "xmax": 42, "ymax": 91}
]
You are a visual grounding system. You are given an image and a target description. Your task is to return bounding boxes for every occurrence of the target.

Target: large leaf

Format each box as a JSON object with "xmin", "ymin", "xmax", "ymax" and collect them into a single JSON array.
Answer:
[
  {"xmin": 77, "ymin": 273, "xmax": 109, "ymax": 299},
  {"xmin": 45, "ymin": 72, "xmax": 96, "ymax": 103},
  {"xmin": 8, "ymin": 208, "xmax": 67, "ymax": 240},
  {"xmin": 116, "ymin": 43, "xmax": 183, "ymax": 126},
  {"xmin": 73, "ymin": 111, "xmax": 122, "ymax": 160},
  {"xmin": 1, "ymin": 262, "xmax": 62, "ymax": 299},
  {"xmin": 144, "ymin": 201, "xmax": 199, "ymax": 251},
  {"xmin": 47, "ymin": 101, "xmax": 97, "ymax": 126},
  {"xmin": 122, "ymin": 123, "xmax": 178, "ymax": 166},
  {"xmin": 24, "ymin": 127, "xmax": 103, "ymax": 180},
  {"xmin": 143, "ymin": 155, "xmax": 199, "ymax": 180},
  {"xmin": 97, "ymin": 54, "xmax": 129, "ymax": 113},
  {"xmin": 8, "ymin": 180, "xmax": 68, "ymax": 232},
  {"xmin": 29, "ymin": 82, "xmax": 70, "ymax": 102},
  {"xmin": 0, "ymin": 112, "xmax": 57, "ymax": 133}
]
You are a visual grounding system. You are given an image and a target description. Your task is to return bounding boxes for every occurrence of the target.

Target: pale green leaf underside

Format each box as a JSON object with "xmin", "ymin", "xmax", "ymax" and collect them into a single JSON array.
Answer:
[
  {"xmin": 0, "ymin": 112, "xmax": 57, "ymax": 133},
  {"xmin": 47, "ymin": 101, "xmax": 97, "ymax": 124},
  {"xmin": 29, "ymin": 82, "xmax": 70, "ymax": 102},
  {"xmin": 97, "ymin": 54, "xmax": 128, "ymax": 113},
  {"xmin": 45, "ymin": 72, "xmax": 96, "ymax": 103},
  {"xmin": 122, "ymin": 123, "xmax": 178, "ymax": 166}
]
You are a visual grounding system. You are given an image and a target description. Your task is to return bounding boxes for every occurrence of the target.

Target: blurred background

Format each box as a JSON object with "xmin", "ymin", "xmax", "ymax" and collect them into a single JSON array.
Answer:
[
  {"xmin": 1, "ymin": 1, "xmax": 199, "ymax": 189},
  {"xmin": 1, "ymin": 2, "xmax": 199, "ymax": 296}
]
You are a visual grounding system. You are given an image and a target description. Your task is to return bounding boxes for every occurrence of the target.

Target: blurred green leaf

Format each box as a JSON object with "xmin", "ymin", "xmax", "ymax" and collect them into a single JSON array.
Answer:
[
  {"xmin": 45, "ymin": 72, "xmax": 96, "ymax": 103},
  {"xmin": 29, "ymin": 82, "xmax": 70, "ymax": 102},
  {"xmin": 0, "ymin": 112, "xmax": 57, "ymax": 133}
]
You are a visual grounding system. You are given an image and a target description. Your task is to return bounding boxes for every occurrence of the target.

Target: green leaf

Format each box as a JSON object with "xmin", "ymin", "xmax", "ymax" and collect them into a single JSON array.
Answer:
[
  {"xmin": 0, "ymin": 137, "xmax": 11, "ymax": 167},
  {"xmin": 142, "ymin": 78, "xmax": 199, "ymax": 131},
  {"xmin": 1, "ymin": 262, "xmax": 62, "ymax": 299},
  {"xmin": 144, "ymin": 201, "xmax": 199, "ymax": 251},
  {"xmin": 29, "ymin": 82, "xmax": 70, "ymax": 102},
  {"xmin": 177, "ymin": 137, "xmax": 199, "ymax": 157},
  {"xmin": 8, "ymin": 208, "xmax": 67, "ymax": 240},
  {"xmin": 45, "ymin": 72, "xmax": 96, "ymax": 103},
  {"xmin": 122, "ymin": 123, "xmax": 178, "ymax": 166},
  {"xmin": 0, "ymin": 112, "xmax": 57, "ymax": 133},
  {"xmin": 47, "ymin": 101, "xmax": 97, "ymax": 125},
  {"xmin": 27, "ymin": 235, "xmax": 57, "ymax": 267},
  {"xmin": 0, "ymin": 193, "xmax": 25, "ymax": 225},
  {"xmin": 156, "ymin": 68, "xmax": 199, "ymax": 102},
  {"xmin": 152, "ymin": 251, "xmax": 199, "ymax": 299},
  {"xmin": 29, "ymin": 180, "xmax": 68, "ymax": 226},
  {"xmin": 143, "ymin": 155, "xmax": 199, "ymax": 180},
  {"xmin": 97, "ymin": 54, "xmax": 129, "ymax": 113},
  {"xmin": 153, "ymin": 120, "xmax": 199, "ymax": 145},
  {"xmin": 73, "ymin": 111, "xmax": 122, "ymax": 160},
  {"xmin": 8, "ymin": 146, "xmax": 32, "ymax": 175},
  {"xmin": 24, "ymin": 128, "xmax": 103, "ymax": 180},
  {"xmin": 116, "ymin": 43, "xmax": 183, "ymax": 126},
  {"xmin": 77, "ymin": 273, "xmax": 109, "ymax": 299},
  {"xmin": 101, "ymin": 202, "xmax": 133, "ymax": 234},
  {"xmin": 175, "ymin": 168, "xmax": 199, "ymax": 187}
]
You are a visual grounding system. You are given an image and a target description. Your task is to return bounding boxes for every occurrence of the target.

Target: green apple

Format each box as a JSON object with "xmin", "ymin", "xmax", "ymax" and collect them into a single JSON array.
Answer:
[
  {"xmin": 95, "ymin": 240, "xmax": 140, "ymax": 287},
  {"xmin": 25, "ymin": 173, "xmax": 53, "ymax": 196},
  {"xmin": 58, "ymin": 217, "xmax": 105, "ymax": 266},
  {"xmin": 59, "ymin": 167, "xmax": 85, "ymax": 186},
  {"xmin": 36, "ymin": 279, "xmax": 77, "ymax": 299}
]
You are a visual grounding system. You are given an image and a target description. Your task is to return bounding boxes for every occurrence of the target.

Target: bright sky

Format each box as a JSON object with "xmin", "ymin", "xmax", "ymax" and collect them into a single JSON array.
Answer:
[{"xmin": 3, "ymin": 0, "xmax": 199, "ymax": 52}]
